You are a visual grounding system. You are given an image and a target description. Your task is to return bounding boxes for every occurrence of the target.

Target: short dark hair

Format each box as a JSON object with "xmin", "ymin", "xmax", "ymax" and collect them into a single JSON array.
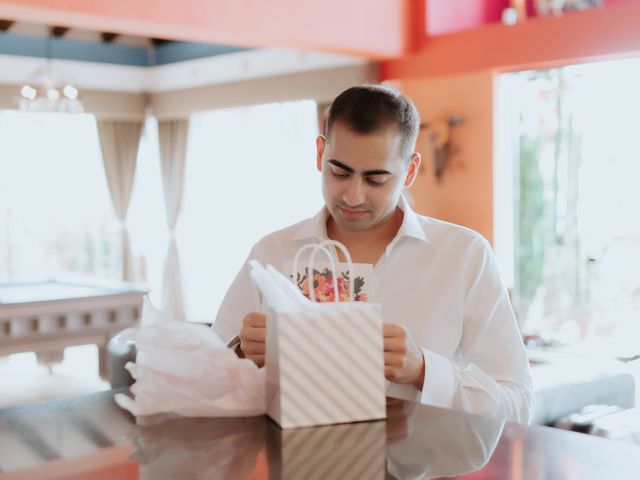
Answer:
[{"xmin": 326, "ymin": 84, "xmax": 420, "ymax": 159}]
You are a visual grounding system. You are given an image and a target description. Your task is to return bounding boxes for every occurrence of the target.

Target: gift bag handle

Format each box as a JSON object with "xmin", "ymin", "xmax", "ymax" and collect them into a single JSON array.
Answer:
[
  {"xmin": 293, "ymin": 244, "xmax": 338, "ymax": 303},
  {"xmin": 292, "ymin": 240, "xmax": 355, "ymax": 303},
  {"xmin": 317, "ymin": 239, "xmax": 354, "ymax": 302}
]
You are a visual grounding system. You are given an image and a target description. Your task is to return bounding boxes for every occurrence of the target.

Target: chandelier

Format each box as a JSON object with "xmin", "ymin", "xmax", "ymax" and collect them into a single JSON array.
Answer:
[{"xmin": 18, "ymin": 37, "xmax": 84, "ymax": 113}]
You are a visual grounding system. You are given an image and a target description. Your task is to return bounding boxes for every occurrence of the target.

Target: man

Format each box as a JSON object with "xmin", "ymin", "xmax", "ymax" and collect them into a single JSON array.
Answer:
[{"xmin": 214, "ymin": 84, "xmax": 534, "ymax": 424}]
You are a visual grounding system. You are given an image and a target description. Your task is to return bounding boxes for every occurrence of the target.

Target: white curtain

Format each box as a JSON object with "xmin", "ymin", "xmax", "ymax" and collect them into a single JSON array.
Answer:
[
  {"xmin": 158, "ymin": 119, "xmax": 190, "ymax": 321},
  {"xmin": 96, "ymin": 120, "xmax": 144, "ymax": 281}
]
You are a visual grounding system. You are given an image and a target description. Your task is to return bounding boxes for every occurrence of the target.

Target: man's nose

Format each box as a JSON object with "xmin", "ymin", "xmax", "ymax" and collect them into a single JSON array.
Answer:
[{"xmin": 342, "ymin": 177, "xmax": 366, "ymax": 207}]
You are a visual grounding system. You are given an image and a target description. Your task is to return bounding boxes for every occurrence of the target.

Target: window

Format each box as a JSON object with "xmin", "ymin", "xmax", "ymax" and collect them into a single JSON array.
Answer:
[
  {"xmin": 0, "ymin": 111, "xmax": 118, "ymax": 281},
  {"xmin": 177, "ymin": 100, "xmax": 322, "ymax": 322},
  {"xmin": 501, "ymin": 58, "xmax": 640, "ymax": 352},
  {"xmin": 0, "ymin": 101, "xmax": 325, "ymax": 322}
]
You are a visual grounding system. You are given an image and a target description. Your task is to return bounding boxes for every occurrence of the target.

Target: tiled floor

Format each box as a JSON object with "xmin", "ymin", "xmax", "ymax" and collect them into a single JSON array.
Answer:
[{"xmin": 0, "ymin": 345, "xmax": 110, "ymax": 409}]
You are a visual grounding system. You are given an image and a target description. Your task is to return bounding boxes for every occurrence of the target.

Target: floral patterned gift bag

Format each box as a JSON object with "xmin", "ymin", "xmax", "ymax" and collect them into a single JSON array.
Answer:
[{"xmin": 285, "ymin": 258, "xmax": 375, "ymax": 303}]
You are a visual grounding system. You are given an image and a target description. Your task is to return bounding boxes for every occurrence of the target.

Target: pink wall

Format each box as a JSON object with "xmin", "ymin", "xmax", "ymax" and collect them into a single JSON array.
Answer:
[
  {"xmin": 425, "ymin": 0, "xmax": 510, "ymax": 36},
  {"xmin": 424, "ymin": 0, "xmax": 638, "ymax": 37},
  {"xmin": 384, "ymin": 1, "xmax": 640, "ymax": 80}
]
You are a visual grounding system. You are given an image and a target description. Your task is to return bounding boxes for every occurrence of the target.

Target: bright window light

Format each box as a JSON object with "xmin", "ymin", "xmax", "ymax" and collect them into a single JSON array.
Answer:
[
  {"xmin": 0, "ymin": 111, "xmax": 118, "ymax": 281},
  {"xmin": 177, "ymin": 100, "xmax": 322, "ymax": 322},
  {"xmin": 501, "ymin": 57, "xmax": 640, "ymax": 354}
]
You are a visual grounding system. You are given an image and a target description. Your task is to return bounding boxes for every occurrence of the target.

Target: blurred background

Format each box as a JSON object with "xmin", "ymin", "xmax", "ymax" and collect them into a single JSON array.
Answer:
[{"xmin": 0, "ymin": 0, "xmax": 639, "ymax": 440}]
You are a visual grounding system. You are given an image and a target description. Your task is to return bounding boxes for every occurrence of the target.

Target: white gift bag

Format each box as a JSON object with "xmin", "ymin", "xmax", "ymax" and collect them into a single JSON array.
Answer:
[{"xmin": 263, "ymin": 240, "xmax": 386, "ymax": 429}]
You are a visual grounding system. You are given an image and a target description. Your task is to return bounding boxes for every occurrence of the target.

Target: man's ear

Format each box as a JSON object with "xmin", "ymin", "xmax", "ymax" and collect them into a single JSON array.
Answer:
[
  {"xmin": 404, "ymin": 153, "xmax": 422, "ymax": 188},
  {"xmin": 316, "ymin": 135, "xmax": 325, "ymax": 172}
]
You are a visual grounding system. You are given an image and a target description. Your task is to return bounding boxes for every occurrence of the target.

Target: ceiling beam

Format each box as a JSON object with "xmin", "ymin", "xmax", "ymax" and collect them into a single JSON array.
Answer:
[
  {"xmin": 0, "ymin": 0, "xmax": 413, "ymax": 58},
  {"xmin": 0, "ymin": 18, "xmax": 14, "ymax": 31},
  {"xmin": 150, "ymin": 38, "xmax": 170, "ymax": 47},
  {"xmin": 50, "ymin": 25, "xmax": 69, "ymax": 37},
  {"xmin": 101, "ymin": 32, "xmax": 118, "ymax": 43}
]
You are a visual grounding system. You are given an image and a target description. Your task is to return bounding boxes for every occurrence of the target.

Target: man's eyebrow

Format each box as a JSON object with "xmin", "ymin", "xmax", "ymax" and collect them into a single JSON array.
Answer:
[
  {"xmin": 328, "ymin": 159, "xmax": 354, "ymax": 173},
  {"xmin": 328, "ymin": 159, "xmax": 391, "ymax": 176},
  {"xmin": 363, "ymin": 169, "xmax": 392, "ymax": 176}
]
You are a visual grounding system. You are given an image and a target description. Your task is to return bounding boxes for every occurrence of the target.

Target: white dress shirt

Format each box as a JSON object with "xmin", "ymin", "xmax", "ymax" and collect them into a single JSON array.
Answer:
[{"xmin": 214, "ymin": 195, "xmax": 534, "ymax": 424}]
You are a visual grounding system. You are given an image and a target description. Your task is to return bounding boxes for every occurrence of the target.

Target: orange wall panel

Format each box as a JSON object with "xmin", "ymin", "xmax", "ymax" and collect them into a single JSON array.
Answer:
[{"xmin": 397, "ymin": 71, "xmax": 495, "ymax": 243}]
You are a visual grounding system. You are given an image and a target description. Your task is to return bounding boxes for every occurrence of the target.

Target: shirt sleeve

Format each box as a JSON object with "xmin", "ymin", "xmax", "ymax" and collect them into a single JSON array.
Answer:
[
  {"xmin": 212, "ymin": 243, "xmax": 266, "ymax": 344},
  {"xmin": 419, "ymin": 237, "xmax": 534, "ymax": 425}
]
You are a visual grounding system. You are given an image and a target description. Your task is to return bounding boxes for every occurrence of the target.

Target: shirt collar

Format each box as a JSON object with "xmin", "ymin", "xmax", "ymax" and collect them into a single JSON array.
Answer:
[
  {"xmin": 396, "ymin": 193, "xmax": 429, "ymax": 244},
  {"xmin": 291, "ymin": 193, "xmax": 429, "ymax": 244}
]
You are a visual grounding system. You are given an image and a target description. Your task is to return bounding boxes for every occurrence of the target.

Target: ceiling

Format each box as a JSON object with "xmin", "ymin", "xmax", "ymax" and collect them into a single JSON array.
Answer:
[
  {"xmin": 0, "ymin": 19, "xmax": 369, "ymax": 94},
  {"xmin": 0, "ymin": 19, "xmax": 251, "ymax": 66}
]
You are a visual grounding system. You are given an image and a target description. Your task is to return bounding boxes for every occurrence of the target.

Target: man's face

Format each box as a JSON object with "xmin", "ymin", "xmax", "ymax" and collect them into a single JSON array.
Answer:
[{"xmin": 316, "ymin": 120, "xmax": 420, "ymax": 232}]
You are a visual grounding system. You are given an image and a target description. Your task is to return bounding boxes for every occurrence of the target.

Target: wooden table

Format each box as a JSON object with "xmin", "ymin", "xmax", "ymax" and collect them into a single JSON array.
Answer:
[{"xmin": 1, "ymin": 389, "xmax": 639, "ymax": 479}]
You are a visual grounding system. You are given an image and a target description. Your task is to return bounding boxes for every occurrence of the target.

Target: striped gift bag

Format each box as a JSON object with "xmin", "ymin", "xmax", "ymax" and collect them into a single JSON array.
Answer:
[{"xmin": 265, "ymin": 240, "xmax": 386, "ymax": 429}]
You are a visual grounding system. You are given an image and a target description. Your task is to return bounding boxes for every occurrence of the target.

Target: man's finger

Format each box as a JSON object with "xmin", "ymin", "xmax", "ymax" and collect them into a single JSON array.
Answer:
[
  {"xmin": 384, "ymin": 352, "xmax": 405, "ymax": 367},
  {"xmin": 243, "ymin": 328, "xmax": 266, "ymax": 342},
  {"xmin": 246, "ymin": 313, "xmax": 266, "ymax": 328},
  {"xmin": 384, "ymin": 337, "xmax": 406, "ymax": 353},
  {"xmin": 243, "ymin": 340, "xmax": 266, "ymax": 354},
  {"xmin": 385, "ymin": 366, "xmax": 398, "ymax": 379},
  {"xmin": 383, "ymin": 323, "xmax": 404, "ymax": 337}
]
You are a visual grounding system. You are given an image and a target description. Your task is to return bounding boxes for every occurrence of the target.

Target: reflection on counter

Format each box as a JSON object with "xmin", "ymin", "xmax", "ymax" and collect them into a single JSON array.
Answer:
[
  {"xmin": 2, "ymin": 390, "xmax": 640, "ymax": 479},
  {"xmin": 385, "ymin": 397, "xmax": 504, "ymax": 479},
  {"xmin": 129, "ymin": 397, "xmax": 504, "ymax": 479},
  {"xmin": 266, "ymin": 419, "xmax": 386, "ymax": 479},
  {"xmin": 131, "ymin": 415, "xmax": 266, "ymax": 479}
]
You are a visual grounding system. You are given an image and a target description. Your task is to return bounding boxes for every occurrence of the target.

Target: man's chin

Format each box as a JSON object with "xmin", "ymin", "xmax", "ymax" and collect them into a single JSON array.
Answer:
[
  {"xmin": 334, "ymin": 214, "xmax": 374, "ymax": 232},
  {"xmin": 327, "ymin": 205, "xmax": 377, "ymax": 231}
]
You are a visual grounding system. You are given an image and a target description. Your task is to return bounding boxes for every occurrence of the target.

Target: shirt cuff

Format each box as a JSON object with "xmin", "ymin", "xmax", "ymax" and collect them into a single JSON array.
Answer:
[
  {"xmin": 226, "ymin": 334, "xmax": 241, "ymax": 350},
  {"xmin": 419, "ymin": 347, "xmax": 456, "ymax": 409}
]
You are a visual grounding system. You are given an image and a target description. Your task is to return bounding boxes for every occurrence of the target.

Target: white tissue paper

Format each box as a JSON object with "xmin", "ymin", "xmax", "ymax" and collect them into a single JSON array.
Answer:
[{"xmin": 114, "ymin": 297, "xmax": 266, "ymax": 417}]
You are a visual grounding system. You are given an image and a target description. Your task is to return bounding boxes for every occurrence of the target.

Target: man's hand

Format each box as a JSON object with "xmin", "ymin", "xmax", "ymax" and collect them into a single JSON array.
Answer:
[
  {"xmin": 239, "ymin": 312, "xmax": 266, "ymax": 367},
  {"xmin": 383, "ymin": 324, "xmax": 425, "ymax": 390}
]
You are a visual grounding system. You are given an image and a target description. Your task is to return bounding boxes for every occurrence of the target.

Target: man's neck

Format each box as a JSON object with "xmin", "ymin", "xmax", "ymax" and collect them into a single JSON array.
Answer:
[{"xmin": 326, "ymin": 207, "xmax": 404, "ymax": 262}]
